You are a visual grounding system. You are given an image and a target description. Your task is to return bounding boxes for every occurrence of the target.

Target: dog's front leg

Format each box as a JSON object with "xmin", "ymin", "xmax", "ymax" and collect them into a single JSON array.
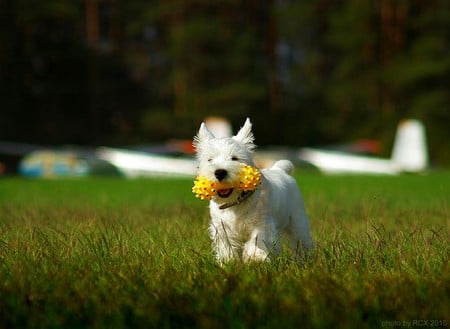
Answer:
[
  {"xmin": 212, "ymin": 236, "xmax": 238, "ymax": 263},
  {"xmin": 209, "ymin": 222, "xmax": 239, "ymax": 263},
  {"xmin": 242, "ymin": 223, "xmax": 279, "ymax": 262}
]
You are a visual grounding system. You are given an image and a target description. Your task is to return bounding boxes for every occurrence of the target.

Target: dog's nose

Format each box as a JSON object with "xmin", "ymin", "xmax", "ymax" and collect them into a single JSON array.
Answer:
[{"xmin": 214, "ymin": 169, "xmax": 228, "ymax": 181}]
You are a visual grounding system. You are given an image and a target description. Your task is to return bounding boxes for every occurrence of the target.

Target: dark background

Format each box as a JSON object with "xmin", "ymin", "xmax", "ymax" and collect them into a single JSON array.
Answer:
[{"xmin": 0, "ymin": 0, "xmax": 448, "ymax": 163}]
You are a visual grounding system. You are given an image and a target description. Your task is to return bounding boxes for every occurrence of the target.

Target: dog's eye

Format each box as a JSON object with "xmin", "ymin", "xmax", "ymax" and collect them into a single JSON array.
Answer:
[
  {"xmin": 231, "ymin": 156, "xmax": 239, "ymax": 161},
  {"xmin": 208, "ymin": 159, "xmax": 212, "ymax": 162}
]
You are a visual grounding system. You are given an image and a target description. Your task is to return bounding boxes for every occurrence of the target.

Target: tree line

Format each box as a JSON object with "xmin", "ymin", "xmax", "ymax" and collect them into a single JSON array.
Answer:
[{"xmin": 0, "ymin": 0, "xmax": 448, "ymax": 163}]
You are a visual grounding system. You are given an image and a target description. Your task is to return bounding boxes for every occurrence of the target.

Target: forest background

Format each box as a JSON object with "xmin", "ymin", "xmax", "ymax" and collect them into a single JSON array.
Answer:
[{"xmin": 0, "ymin": 0, "xmax": 448, "ymax": 164}]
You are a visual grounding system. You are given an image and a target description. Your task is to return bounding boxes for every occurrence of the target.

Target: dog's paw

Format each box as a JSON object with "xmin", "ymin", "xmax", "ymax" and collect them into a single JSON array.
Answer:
[{"xmin": 242, "ymin": 245, "xmax": 270, "ymax": 262}]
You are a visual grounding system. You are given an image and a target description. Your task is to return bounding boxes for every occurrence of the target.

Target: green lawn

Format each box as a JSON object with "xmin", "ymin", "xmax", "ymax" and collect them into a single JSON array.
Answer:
[{"xmin": 0, "ymin": 172, "xmax": 448, "ymax": 328}]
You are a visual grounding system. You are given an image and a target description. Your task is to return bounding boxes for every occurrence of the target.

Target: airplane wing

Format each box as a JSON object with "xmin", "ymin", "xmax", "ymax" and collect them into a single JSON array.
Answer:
[
  {"xmin": 297, "ymin": 148, "xmax": 400, "ymax": 175},
  {"xmin": 96, "ymin": 147, "xmax": 197, "ymax": 178},
  {"xmin": 297, "ymin": 119, "xmax": 428, "ymax": 175}
]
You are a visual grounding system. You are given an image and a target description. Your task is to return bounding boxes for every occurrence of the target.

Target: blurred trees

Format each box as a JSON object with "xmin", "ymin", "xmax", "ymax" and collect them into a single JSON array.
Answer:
[
  {"xmin": 121, "ymin": 0, "xmax": 273, "ymax": 140},
  {"xmin": 0, "ymin": 0, "xmax": 448, "ymax": 163},
  {"xmin": 279, "ymin": 0, "xmax": 449, "ymax": 160}
]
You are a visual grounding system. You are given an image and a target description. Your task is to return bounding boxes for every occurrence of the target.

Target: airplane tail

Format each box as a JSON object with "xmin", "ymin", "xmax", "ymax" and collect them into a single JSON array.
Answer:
[{"xmin": 391, "ymin": 119, "xmax": 428, "ymax": 172}]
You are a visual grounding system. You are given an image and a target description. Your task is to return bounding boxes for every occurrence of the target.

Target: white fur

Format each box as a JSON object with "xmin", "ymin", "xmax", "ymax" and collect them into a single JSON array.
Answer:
[{"xmin": 194, "ymin": 118, "xmax": 313, "ymax": 263}]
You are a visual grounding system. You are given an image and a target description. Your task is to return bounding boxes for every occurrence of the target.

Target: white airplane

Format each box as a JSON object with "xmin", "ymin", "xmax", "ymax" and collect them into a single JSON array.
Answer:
[
  {"xmin": 1, "ymin": 118, "xmax": 428, "ymax": 178},
  {"xmin": 297, "ymin": 119, "xmax": 428, "ymax": 175},
  {"xmin": 92, "ymin": 117, "xmax": 234, "ymax": 178},
  {"xmin": 95, "ymin": 147, "xmax": 197, "ymax": 178}
]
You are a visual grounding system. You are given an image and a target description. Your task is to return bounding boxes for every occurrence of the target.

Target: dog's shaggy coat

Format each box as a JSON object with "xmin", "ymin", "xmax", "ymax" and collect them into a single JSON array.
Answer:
[{"xmin": 194, "ymin": 118, "xmax": 313, "ymax": 262}]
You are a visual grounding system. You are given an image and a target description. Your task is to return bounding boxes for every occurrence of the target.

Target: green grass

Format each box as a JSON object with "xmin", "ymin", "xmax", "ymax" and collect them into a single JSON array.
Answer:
[{"xmin": 0, "ymin": 173, "xmax": 448, "ymax": 328}]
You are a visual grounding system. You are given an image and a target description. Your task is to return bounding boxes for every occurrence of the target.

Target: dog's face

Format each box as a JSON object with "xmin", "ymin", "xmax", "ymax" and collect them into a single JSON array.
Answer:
[{"xmin": 194, "ymin": 118, "xmax": 256, "ymax": 200}]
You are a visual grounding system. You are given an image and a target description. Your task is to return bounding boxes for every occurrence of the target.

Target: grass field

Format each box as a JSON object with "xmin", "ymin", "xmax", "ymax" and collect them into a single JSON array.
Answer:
[{"xmin": 0, "ymin": 172, "xmax": 448, "ymax": 328}]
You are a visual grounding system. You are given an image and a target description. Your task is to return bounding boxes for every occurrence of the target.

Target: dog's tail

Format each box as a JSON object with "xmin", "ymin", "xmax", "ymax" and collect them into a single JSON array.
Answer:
[{"xmin": 271, "ymin": 160, "xmax": 294, "ymax": 175}]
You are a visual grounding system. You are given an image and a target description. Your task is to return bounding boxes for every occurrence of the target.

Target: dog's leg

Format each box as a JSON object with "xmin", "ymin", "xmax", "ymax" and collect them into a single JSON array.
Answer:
[
  {"xmin": 212, "ymin": 237, "xmax": 237, "ymax": 263},
  {"xmin": 243, "ymin": 234, "xmax": 269, "ymax": 262},
  {"xmin": 242, "ymin": 221, "xmax": 280, "ymax": 262},
  {"xmin": 209, "ymin": 222, "xmax": 239, "ymax": 263},
  {"xmin": 285, "ymin": 212, "xmax": 314, "ymax": 260}
]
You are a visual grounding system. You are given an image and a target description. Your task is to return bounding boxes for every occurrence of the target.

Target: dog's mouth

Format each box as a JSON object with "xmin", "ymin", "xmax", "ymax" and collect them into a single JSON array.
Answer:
[{"xmin": 217, "ymin": 188, "xmax": 233, "ymax": 198}]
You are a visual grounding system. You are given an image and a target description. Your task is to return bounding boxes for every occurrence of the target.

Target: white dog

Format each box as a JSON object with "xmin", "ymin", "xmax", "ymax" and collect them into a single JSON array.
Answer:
[{"xmin": 194, "ymin": 118, "xmax": 313, "ymax": 263}]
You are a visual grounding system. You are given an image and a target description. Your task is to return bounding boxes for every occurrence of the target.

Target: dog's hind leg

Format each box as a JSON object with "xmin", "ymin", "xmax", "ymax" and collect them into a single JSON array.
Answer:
[{"xmin": 285, "ymin": 212, "xmax": 313, "ymax": 259}]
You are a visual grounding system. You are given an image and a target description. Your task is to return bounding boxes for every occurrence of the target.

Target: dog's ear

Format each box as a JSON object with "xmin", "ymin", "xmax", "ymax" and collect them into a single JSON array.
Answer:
[
  {"xmin": 233, "ymin": 118, "xmax": 255, "ymax": 149},
  {"xmin": 193, "ymin": 122, "xmax": 214, "ymax": 149}
]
